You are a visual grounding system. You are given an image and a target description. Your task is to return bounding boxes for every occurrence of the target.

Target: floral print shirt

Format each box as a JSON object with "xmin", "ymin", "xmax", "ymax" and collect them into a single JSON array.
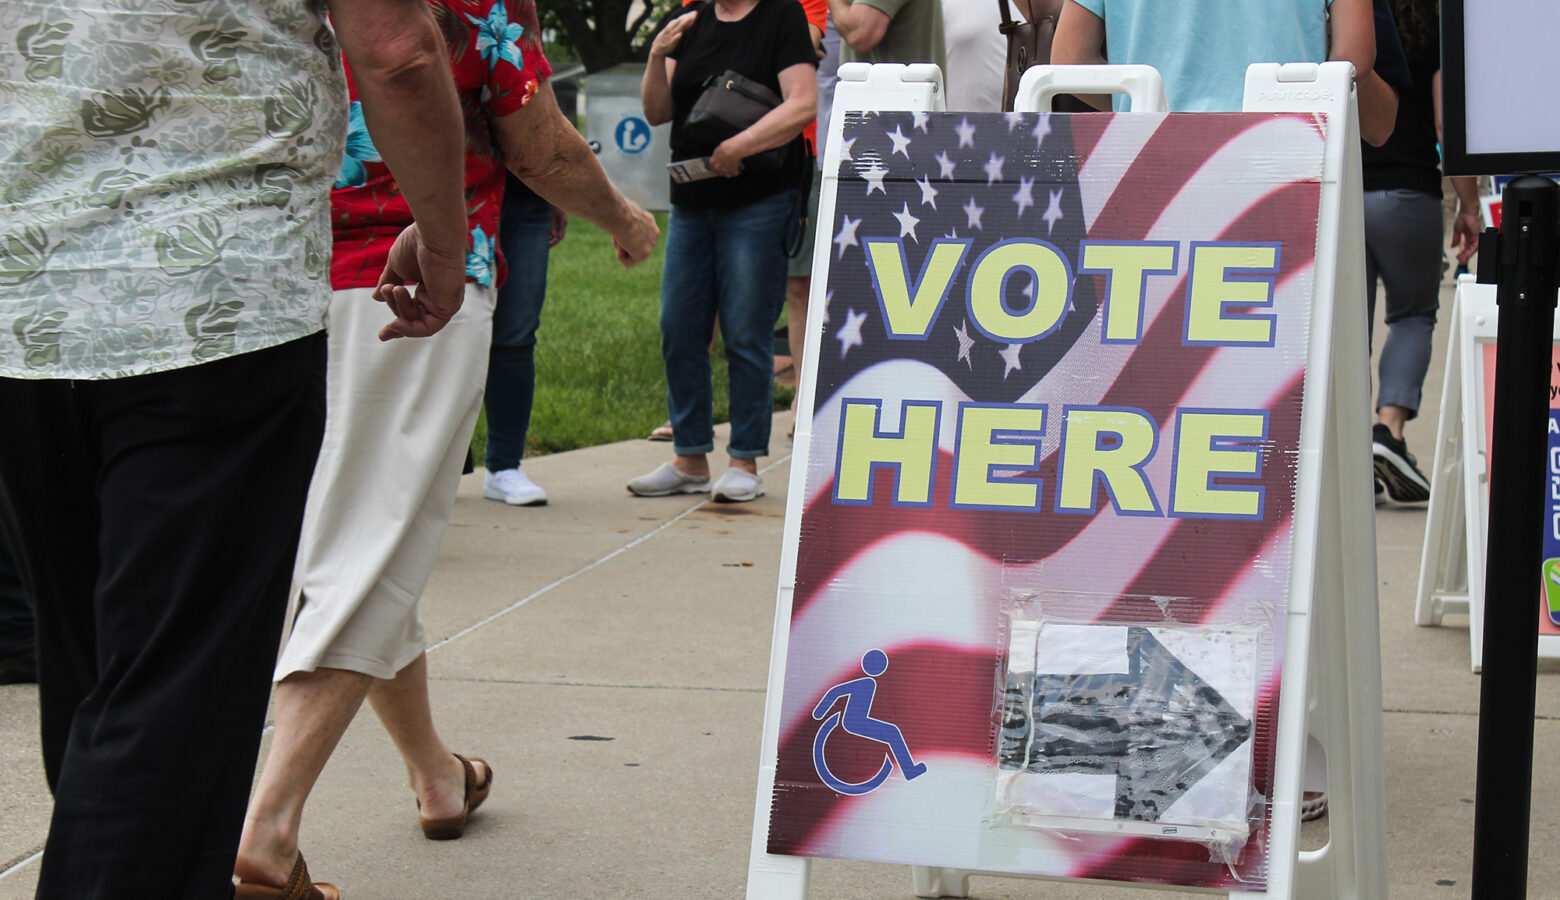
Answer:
[
  {"xmin": 0, "ymin": 0, "xmax": 347, "ymax": 380},
  {"xmin": 329, "ymin": 0, "xmax": 550, "ymax": 291}
]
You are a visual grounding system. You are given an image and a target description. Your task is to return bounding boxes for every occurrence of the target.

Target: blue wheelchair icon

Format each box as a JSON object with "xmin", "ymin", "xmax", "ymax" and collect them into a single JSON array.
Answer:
[
  {"xmin": 811, "ymin": 649, "xmax": 928, "ymax": 796},
  {"xmin": 615, "ymin": 117, "xmax": 651, "ymax": 154}
]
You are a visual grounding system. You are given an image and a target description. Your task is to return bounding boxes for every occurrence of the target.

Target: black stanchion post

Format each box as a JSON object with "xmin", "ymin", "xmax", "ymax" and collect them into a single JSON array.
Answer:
[{"xmin": 1472, "ymin": 175, "xmax": 1560, "ymax": 899}]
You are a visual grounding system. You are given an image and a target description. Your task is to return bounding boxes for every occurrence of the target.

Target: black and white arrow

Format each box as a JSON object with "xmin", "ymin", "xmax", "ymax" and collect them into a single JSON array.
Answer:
[{"xmin": 1000, "ymin": 626, "xmax": 1252, "ymax": 822}]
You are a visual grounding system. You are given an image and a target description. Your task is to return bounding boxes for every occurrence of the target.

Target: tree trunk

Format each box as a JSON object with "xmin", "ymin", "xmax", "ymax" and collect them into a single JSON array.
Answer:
[{"xmin": 540, "ymin": 0, "xmax": 669, "ymax": 73}]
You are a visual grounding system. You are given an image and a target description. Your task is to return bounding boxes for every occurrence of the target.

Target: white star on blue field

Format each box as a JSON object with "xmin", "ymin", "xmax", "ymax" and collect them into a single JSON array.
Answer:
[{"xmin": 816, "ymin": 110, "xmax": 1096, "ymax": 405}]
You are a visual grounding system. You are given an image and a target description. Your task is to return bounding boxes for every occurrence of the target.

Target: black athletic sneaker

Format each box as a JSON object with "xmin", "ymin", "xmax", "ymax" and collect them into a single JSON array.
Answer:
[{"xmin": 1372, "ymin": 423, "xmax": 1431, "ymax": 503}]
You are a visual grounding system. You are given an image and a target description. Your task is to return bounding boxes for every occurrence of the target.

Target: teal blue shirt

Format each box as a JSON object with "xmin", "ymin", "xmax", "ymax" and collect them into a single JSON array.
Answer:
[{"xmin": 1073, "ymin": 0, "xmax": 1332, "ymax": 112}]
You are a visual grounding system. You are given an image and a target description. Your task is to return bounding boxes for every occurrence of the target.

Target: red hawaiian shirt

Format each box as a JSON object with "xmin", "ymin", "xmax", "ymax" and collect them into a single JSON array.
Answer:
[{"xmin": 329, "ymin": 0, "xmax": 551, "ymax": 290}]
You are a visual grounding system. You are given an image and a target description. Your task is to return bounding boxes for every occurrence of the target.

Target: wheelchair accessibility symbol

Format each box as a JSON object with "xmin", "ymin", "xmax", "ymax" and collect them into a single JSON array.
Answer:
[
  {"xmin": 811, "ymin": 649, "xmax": 928, "ymax": 796},
  {"xmin": 615, "ymin": 116, "xmax": 651, "ymax": 154}
]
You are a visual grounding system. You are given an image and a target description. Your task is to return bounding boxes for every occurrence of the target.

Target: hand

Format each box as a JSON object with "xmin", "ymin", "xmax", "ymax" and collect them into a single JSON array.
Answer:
[
  {"xmin": 373, "ymin": 223, "xmax": 467, "ymax": 340},
  {"xmin": 549, "ymin": 206, "xmax": 568, "ymax": 248},
  {"xmin": 611, "ymin": 202, "xmax": 660, "ymax": 268},
  {"xmin": 1451, "ymin": 208, "xmax": 1482, "ymax": 265},
  {"xmin": 710, "ymin": 138, "xmax": 744, "ymax": 177},
  {"xmin": 650, "ymin": 13, "xmax": 694, "ymax": 59}
]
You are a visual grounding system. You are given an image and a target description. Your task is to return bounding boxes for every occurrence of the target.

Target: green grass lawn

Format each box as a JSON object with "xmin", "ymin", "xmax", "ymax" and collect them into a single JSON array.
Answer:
[{"xmin": 471, "ymin": 212, "xmax": 793, "ymax": 463}]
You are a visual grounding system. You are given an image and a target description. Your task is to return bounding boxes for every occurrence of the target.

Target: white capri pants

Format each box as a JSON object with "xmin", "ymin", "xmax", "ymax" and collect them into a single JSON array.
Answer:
[{"xmin": 276, "ymin": 283, "xmax": 495, "ymax": 681}]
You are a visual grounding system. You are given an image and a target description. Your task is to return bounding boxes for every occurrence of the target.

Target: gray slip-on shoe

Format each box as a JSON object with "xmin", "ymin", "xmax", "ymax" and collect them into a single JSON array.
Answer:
[
  {"xmin": 711, "ymin": 468, "xmax": 764, "ymax": 503},
  {"xmin": 627, "ymin": 462, "xmax": 711, "ymax": 497}
]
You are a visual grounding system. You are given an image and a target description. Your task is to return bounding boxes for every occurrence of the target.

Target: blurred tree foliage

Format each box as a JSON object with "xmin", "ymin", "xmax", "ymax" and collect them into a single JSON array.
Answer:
[{"xmin": 537, "ymin": 0, "xmax": 682, "ymax": 72}]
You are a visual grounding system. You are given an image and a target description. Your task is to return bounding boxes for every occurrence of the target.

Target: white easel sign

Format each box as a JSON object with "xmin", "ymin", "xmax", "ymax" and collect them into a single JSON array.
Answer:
[
  {"xmin": 751, "ymin": 62, "xmax": 1386, "ymax": 899},
  {"xmin": 763, "ymin": 88, "xmax": 1320, "ymax": 891},
  {"xmin": 1416, "ymin": 279, "xmax": 1560, "ymax": 669}
]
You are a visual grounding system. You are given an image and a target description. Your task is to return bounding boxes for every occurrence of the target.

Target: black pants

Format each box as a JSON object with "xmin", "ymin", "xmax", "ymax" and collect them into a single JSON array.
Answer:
[
  {"xmin": 0, "ymin": 515, "xmax": 31, "ymax": 654},
  {"xmin": 0, "ymin": 334, "xmax": 326, "ymax": 900}
]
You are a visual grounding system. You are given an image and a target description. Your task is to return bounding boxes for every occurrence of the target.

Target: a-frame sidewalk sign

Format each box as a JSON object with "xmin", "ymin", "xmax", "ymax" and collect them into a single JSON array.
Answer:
[
  {"xmin": 1414, "ymin": 276, "xmax": 1560, "ymax": 672},
  {"xmin": 746, "ymin": 61, "xmax": 1387, "ymax": 898}
]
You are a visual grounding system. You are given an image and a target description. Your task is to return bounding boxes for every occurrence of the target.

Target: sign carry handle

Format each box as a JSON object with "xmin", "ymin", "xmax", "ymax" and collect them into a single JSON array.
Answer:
[{"xmin": 1013, "ymin": 63, "xmax": 1167, "ymax": 113}]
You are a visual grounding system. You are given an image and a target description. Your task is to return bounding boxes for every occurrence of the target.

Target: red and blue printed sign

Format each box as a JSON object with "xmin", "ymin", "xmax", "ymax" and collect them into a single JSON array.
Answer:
[{"xmin": 768, "ymin": 109, "xmax": 1328, "ymax": 889}]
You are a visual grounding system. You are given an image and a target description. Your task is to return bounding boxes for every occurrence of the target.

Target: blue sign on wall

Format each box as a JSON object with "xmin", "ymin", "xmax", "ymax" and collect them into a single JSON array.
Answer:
[{"xmin": 616, "ymin": 116, "xmax": 652, "ymax": 154}]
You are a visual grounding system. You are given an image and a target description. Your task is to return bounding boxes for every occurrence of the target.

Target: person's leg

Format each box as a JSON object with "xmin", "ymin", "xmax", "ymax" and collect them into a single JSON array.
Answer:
[
  {"xmin": 1362, "ymin": 189, "xmax": 1383, "ymax": 355},
  {"xmin": 714, "ymin": 189, "xmax": 795, "ymax": 472},
  {"xmin": 365, "ymin": 652, "xmax": 489, "ymax": 821},
  {"xmin": 485, "ymin": 177, "xmax": 553, "ymax": 490},
  {"xmin": 0, "ymin": 335, "xmax": 326, "ymax": 899},
  {"xmin": 1372, "ymin": 189, "xmax": 1443, "ymax": 432},
  {"xmin": 785, "ymin": 169, "xmax": 823, "ymax": 424},
  {"xmin": 1365, "ymin": 188, "xmax": 1441, "ymax": 502},
  {"xmin": 0, "ymin": 379, "xmax": 98, "ymax": 789},
  {"xmin": 282, "ymin": 285, "xmax": 495, "ymax": 681},
  {"xmin": 0, "ymin": 500, "xmax": 37, "ymax": 684},
  {"xmin": 630, "ymin": 204, "xmax": 717, "ymax": 491},
  {"xmin": 785, "ymin": 276, "xmax": 809, "ymax": 380},
  {"xmin": 1362, "ymin": 189, "xmax": 1387, "ymax": 502},
  {"xmin": 242, "ymin": 285, "xmax": 495, "ymax": 885},
  {"xmin": 234, "ymin": 666, "xmax": 373, "ymax": 887}
]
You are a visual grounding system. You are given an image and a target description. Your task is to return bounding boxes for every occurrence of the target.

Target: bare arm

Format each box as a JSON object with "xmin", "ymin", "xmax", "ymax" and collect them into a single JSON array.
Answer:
[
  {"xmin": 708, "ymin": 62, "xmax": 818, "ymax": 177},
  {"xmin": 1051, "ymin": 1, "xmax": 1111, "ymax": 110},
  {"xmin": 799, "ymin": 0, "xmax": 826, "ymax": 51},
  {"xmin": 642, "ymin": 13, "xmax": 694, "ymax": 126},
  {"xmin": 1355, "ymin": 70, "xmax": 1398, "ymax": 147},
  {"xmin": 1328, "ymin": 0, "xmax": 1396, "ymax": 146},
  {"xmin": 328, "ymin": 0, "xmax": 468, "ymax": 338},
  {"xmin": 497, "ymin": 82, "xmax": 660, "ymax": 267},
  {"xmin": 828, "ymin": 0, "xmax": 889, "ymax": 54},
  {"xmin": 1434, "ymin": 71, "xmax": 1482, "ymax": 264}
]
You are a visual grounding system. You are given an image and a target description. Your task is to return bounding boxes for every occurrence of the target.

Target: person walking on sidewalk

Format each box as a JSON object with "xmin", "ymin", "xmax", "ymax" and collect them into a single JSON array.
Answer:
[
  {"xmin": 233, "ymin": 2, "xmax": 658, "ymax": 896},
  {"xmin": 1052, "ymin": 0, "xmax": 1401, "ymax": 147},
  {"xmin": 1366, "ymin": 0, "xmax": 1480, "ymax": 504},
  {"xmin": 482, "ymin": 173, "xmax": 567, "ymax": 507},
  {"xmin": 0, "ymin": 0, "xmax": 470, "ymax": 895}
]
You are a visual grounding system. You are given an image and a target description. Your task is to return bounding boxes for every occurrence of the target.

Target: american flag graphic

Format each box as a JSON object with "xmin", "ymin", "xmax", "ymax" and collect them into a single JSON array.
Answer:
[{"xmin": 767, "ymin": 109, "xmax": 1328, "ymax": 890}]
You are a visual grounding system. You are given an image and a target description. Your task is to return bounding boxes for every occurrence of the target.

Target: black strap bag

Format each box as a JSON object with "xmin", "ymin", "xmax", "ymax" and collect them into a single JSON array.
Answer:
[
  {"xmin": 998, "ymin": 0, "xmax": 1095, "ymax": 113},
  {"xmin": 681, "ymin": 69, "xmax": 792, "ymax": 172}
]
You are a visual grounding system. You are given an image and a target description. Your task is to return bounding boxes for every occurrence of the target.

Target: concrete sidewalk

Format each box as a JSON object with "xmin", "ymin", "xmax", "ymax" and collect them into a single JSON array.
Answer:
[{"xmin": 4, "ymin": 273, "xmax": 1560, "ymax": 898}]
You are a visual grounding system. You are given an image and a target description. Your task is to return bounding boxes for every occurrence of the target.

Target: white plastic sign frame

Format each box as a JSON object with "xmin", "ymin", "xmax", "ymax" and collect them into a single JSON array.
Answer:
[
  {"xmin": 1413, "ymin": 278, "xmax": 1560, "ymax": 671},
  {"xmin": 745, "ymin": 61, "xmax": 1387, "ymax": 899}
]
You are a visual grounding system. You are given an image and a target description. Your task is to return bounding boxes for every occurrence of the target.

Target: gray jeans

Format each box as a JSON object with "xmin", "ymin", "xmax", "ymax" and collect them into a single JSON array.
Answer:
[{"xmin": 1364, "ymin": 187, "xmax": 1443, "ymax": 418}]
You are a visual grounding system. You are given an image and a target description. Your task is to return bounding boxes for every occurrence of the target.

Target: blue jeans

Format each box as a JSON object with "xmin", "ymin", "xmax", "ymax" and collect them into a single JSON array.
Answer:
[
  {"xmin": 485, "ymin": 176, "xmax": 553, "ymax": 471},
  {"xmin": 661, "ymin": 189, "xmax": 796, "ymax": 459}
]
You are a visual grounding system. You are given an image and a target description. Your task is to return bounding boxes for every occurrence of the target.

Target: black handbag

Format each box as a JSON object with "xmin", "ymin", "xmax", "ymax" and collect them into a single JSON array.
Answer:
[{"xmin": 682, "ymin": 69, "xmax": 791, "ymax": 172}]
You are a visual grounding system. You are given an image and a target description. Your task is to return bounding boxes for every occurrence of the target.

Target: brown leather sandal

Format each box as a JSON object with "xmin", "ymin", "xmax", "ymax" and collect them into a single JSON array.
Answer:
[
  {"xmin": 234, "ymin": 852, "xmax": 340, "ymax": 900},
  {"xmin": 418, "ymin": 753, "xmax": 492, "ymax": 840}
]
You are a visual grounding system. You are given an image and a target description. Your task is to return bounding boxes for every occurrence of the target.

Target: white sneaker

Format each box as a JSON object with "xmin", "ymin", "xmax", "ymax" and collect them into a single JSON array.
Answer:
[
  {"xmin": 627, "ymin": 462, "xmax": 711, "ymax": 496},
  {"xmin": 484, "ymin": 468, "xmax": 548, "ymax": 506},
  {"xmin": 711, "ymin": 468, "xmax": 764, "ymax": 502}
]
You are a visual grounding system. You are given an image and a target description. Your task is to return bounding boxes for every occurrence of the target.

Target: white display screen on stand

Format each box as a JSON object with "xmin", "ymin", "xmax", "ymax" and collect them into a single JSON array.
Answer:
[{"xmin": 1442, "ymin": 0, "xmax": 1560, "ymax": 174}]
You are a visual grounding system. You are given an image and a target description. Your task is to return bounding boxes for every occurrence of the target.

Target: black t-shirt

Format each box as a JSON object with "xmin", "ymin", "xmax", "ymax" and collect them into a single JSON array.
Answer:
[
  {"xmin": 665, "ymin": 0, "xmax": 817, "ymax": 208},
  {"xmin": 1362, "ymin": 1, "xmax": 1442, "ymax": 196}
]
